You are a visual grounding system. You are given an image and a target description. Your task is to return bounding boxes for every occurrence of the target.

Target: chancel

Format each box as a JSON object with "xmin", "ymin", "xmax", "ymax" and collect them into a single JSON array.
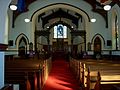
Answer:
[{"xmin": 0, "ymin": 0, "xmax": 120, "ymax": 90}]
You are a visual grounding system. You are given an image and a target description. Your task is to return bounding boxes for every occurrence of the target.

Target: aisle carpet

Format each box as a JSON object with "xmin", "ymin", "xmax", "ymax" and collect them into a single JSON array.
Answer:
[{"xmin": 42, "ymin": 59, "xmax": 81, "ymax": 90}]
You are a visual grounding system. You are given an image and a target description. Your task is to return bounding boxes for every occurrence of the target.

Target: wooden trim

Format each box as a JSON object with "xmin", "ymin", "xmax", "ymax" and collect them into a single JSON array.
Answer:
[{"xmin": 0, "ymin": 43, "xmax": 8, "ymax": 51}]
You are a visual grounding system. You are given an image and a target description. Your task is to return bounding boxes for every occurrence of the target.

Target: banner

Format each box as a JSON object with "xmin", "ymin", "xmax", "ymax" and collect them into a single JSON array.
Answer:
[{"xmin": 17, "ymin": 0, "xmax": 26, "ymax": 12}]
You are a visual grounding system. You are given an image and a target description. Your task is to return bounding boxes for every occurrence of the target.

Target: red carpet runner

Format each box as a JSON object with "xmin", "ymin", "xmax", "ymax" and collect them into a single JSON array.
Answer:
[{"xmin": 42, "ymin": 59, "xmax": 81, "ymax": 90}]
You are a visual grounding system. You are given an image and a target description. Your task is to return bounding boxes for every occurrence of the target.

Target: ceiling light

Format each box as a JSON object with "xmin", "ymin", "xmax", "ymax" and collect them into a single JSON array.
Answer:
[
  {"xmin": 47, "ymin": 26, "xmax": 49, "ymax": 29},
  {"xmin": 71, "ymin": 26, "xmax": 74, "ymax": 28},
  {"xmin": 104, "ymin": 5, "xmax": 111, "ymax": 11},
  {"xmin": 24, "ymin": 18, "xmax": 30, "ymax": 23},
  {"xmin": 90, "ymin": 18, "xmax": 96, "ymax": 22},
  {"xmin": 10, "ymin": 4, "xmax": 17, "ymax": 11}
]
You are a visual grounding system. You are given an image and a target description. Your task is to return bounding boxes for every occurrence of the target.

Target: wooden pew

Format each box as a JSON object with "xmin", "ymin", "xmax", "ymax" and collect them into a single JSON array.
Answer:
[
  {"xmin": 69, "ymin": 58, "xmax": 120, "ymax": 90},
  {"xmin": 69, "ymin": 59, "xmax": 86, "ymax": 89},
  {"xmin": 5, "ymin": 57, "xmax": 52, "ymax": 90},
  {"xmin": 80, "ymin": 59, "xmax": 120, "ymax": 90},
  {"xmin": 94, "ymin": 72, "xmax": 101, "ymax": 90}
]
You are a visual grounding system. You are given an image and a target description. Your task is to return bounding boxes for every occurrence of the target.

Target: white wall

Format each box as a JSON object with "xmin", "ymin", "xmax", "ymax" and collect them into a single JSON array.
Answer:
[
  {"xmin": 1, "ymin": 0, "xmax": 120, "ymax": 89},
  {"xmin": 0, "ymin": 0, "xmax": 10, "ymax": 43},
  {"xmin": 8, "ymin": 0, "xmax": 118, "ymax": 52},
  {"xmin": 7, "ymin": 0, "xmax": 88, "ymax": 49},
  {"xmin": 109, "ymin": 4, "xmax": 120, "ymax": 50},
  {"xmin": 0, "ymin": 52, "xmax": 4, "ymax": 89},
  {"xmin": 0, "ymin": 0, "xmax": 11, "ymax": 88}
]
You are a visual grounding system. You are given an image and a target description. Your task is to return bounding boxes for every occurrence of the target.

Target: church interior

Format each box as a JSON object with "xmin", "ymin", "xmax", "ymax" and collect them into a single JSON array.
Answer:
[{"xmin": 0, "ymin": 0, "xmax": 120, "ymax": 90}]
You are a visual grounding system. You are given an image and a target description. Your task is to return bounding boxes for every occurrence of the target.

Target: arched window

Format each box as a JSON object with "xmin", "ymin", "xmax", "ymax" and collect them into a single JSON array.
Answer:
[{"xmin": 54, "ymin": 24, "xmax": 67, "ymax": 38}]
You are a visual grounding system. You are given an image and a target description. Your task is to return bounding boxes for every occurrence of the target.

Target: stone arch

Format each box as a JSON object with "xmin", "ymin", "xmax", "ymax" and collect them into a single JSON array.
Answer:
[
  {"xmin": 91, "ymin": 34, "xmax": 105, "ymax": 51},
  {"xmin": 18, "ymin": 37, "xmax": 27, "ymax": 56},
  {"xmin": 15, "ymin": 33, "xmax": 29, "ymax": 55},
  {"xmin": 31, "ymin": 3, "xmax": 90, "ymax": 22}
]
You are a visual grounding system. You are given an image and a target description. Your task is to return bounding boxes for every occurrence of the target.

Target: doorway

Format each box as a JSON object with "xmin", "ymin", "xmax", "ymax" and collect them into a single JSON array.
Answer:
[
  {"xmin": 52, "ymin": 40, "xmax": 68, "ymax": 60},
  {"xmin": 94, "ymin": 37, "xmax": 101, "ymax": 58}
]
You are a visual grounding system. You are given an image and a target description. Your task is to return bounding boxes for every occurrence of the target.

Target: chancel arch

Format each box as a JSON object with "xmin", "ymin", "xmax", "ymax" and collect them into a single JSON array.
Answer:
[{"xmin": 31, "ymin": 3, "xmax": 90, "ymax": 51}]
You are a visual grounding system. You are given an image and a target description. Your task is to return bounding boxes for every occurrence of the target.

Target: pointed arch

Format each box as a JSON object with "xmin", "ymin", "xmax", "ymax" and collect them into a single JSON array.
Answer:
[
  {"xmin": 91, "ymin": 33, "xmax": 105, "ymax": 45},
  {"xmin": 30, "ymin": 3, "xmax": 90, "ymax": 49},
  {"xmin": 91, "ymin": 34, "xmax": 105, "ymax": 52},
  {"xmin": 15, "ymin": 33, "xmax": 29, "ymax": 45},
  {"xmin": 15, "ymin": 33, "xmax": 29, "ymax": 56},
  {"xmin": 30, "ymin": 3, "xmax": 90, "ymax": 22},
  {"xmin": 18, "ymin": 37, "xmax": 27, "ymax": 56}
]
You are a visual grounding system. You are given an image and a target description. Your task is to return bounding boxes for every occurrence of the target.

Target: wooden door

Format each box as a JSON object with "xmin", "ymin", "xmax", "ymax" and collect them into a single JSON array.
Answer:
[{"xmin": 94, "ymin": 37, "xmax": 101, "ymax": 57}]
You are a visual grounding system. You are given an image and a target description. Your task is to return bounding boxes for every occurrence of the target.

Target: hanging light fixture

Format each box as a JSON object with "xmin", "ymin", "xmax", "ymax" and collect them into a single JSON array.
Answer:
[
  {"xmin": 100, "ymin": 0, "xmax": 112, "ymax": 11},
  {"xmin": 103, "ymin": 5, "xmax": 111, "ymax": 11},
  {"xmin": 71, "ymin": 26, "xmax": 74, "ymax": 28},
  {"xmin": 24, "ymin": 18, "xmax": 30, "ymax": 23},
  {"xmin": 10, "ymin": 4, "xmax": 17, "ymax": 11},
  {"xmin": 47, "ymin": 26, "xmax": 49, "ymax": 29},
  {"xmin": 90, "ymin": 18, "xmax": 96, "ymax": 23},
  {"xmin": 91, "ymin": 12, "xmax": 96, "ymax": 23},
  {"xmin": 9, "ymin": 0, "xmax": 18, "ymax": 11}
]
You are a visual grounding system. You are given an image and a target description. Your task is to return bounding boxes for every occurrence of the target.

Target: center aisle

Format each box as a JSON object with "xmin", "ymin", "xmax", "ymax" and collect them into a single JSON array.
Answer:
[{"xmin": 42, "ymin": 59, "xmax": 81, "ymax": 90}]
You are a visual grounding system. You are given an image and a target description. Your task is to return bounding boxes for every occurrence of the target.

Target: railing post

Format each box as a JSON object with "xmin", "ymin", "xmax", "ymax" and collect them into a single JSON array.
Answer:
[
  {"xmin": 75, "ymin": 60, "xmax": 77, "ymax": 75},
  {"xmin": 86, "ymin": 67, "xmax": 90, "ymax": 90},
  {"xmin": 26, "ymin": 73, "xmax": 31, "ymax": 90},
  {"xmin": 34, "ymin": 72, "xmax": 37, "ymax": 90},
  {"xmin": 94, "ymin": 71, "xmax": 101, "ymax": 90},
  {"xmin": 38, "ymin": 67, "xmax": 42, "ymax": 90},
  {"xmin": 82, "ymin": 63, "xmax": 85, "ymax": 85},
  {"xmin": 77, "ymin": 61, "xmax": 80, "ymax": 79},
  {"xmin": 79, "ymin": 62, "xmax": 82, "ymax": 83}
]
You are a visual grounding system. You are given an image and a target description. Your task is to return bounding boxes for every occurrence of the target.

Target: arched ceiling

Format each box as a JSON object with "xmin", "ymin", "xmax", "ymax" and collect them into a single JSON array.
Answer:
[
  {"xmin": 31, "ymin": 3, "xmax": 89, "ymax": 31},
  {"xmin": 12, "ymin": 0, "xmax": 120, "ymax": 18},
  {"xmin": 11, "ymin": 0, "xmax": 120, "ymax": 28},
  {"xmin": 38, "ymin": 8, "xmax": 82, "ymax": 29}
]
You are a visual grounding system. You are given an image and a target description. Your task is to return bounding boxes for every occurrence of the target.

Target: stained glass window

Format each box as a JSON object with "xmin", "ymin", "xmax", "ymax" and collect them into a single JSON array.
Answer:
[{"xmin": 54, "ymin": 24, "xmax": 67, "ymax": 38}]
